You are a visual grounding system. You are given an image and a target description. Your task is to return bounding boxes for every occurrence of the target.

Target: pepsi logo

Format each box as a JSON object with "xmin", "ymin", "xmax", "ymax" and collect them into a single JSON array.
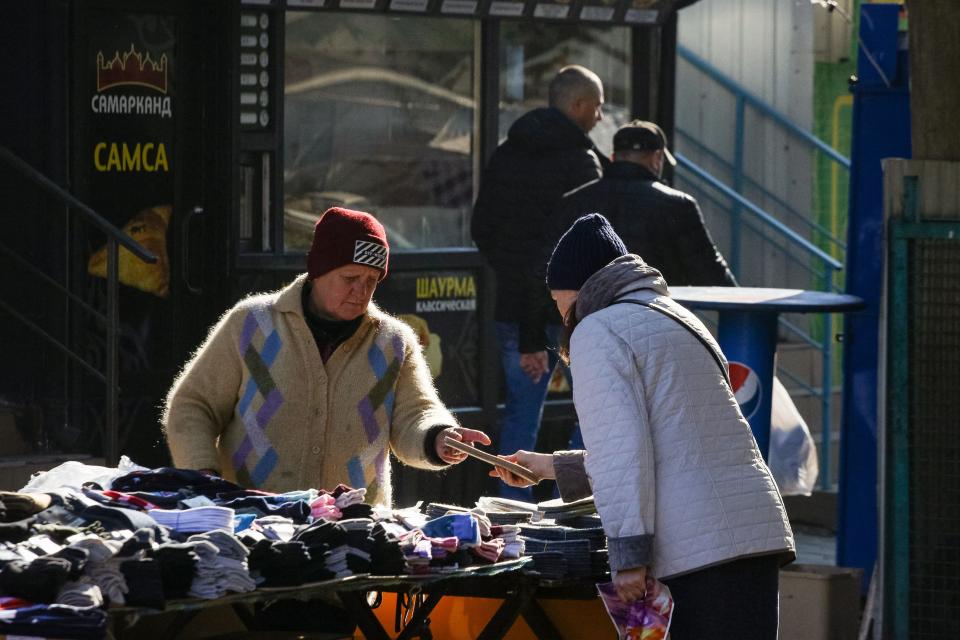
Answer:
[{"xmin": 729, "ymin": 361, "xmax": 762, "ymax": 419}]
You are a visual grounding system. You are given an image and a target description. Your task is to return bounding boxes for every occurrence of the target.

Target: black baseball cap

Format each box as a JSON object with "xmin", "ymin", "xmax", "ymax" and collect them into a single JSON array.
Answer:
[{"xmin": 612, "ymin": 120, "xmax": 677, "ymax": 166}]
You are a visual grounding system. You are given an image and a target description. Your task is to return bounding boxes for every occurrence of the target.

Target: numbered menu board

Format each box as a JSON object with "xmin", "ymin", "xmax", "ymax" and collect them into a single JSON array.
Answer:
[
  {"xmin": 283, "ymin": 0, "xmax": 670, "ymax": 24},
  {"xmin": 238, "ymin": 3, "xmax": 275, "ymax": 129}
]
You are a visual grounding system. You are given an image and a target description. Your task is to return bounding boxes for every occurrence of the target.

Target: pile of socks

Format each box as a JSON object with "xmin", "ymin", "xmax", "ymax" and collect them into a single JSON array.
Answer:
[
  {"xmin": 56, "ymin": 582, "xmax": 104, "ymax": 608},
  {"xmin": 245, "ymin": 538, "xmax": 311, "ymax": 587},
  {"xmin": 68, "ymin": 534, "xmax": 128, "ymax": 604},
  {"xmin": 0, "ymin": 556, "xmax": 73, "ymax": 602},
  {"xmin": 185, "ymin": 535, "xmax": 255, "ymax": 599},
  {"xmin": 147, "ymin": 506, "xmax": 235, "ymax": 534},
  {"xmin": 368, "ymin": 522, "xmax": 407, "ymax": 575},
  {"xmin": 339, "ymin": 518, "xmax": 375, "ymax": 574},
  {"xmin": 293, "ymin": 518, "xmax": 351, "ymax": 581},
  {"xmin": 153, "ymin": 542, "xmax": 199, "ymax": 598},
  {"xmin": 218, "ymin": 496, "xmax": 311, "ymax": 523},
  {"xmin": 522, "ymin": 538, "xmax": 592, "ymax": 578},
  {"xmin": 491, "ymin": 525, "xmax": 524, "ymax": 559},
  {"xmin": 309, "ymin": 494, "xmax": 342, "ymax": 521}
]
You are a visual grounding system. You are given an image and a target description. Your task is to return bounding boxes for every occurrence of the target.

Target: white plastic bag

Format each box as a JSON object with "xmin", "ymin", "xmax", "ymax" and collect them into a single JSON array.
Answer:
[
  {"xmin": 19, "ymin": 455, "xmax": 148, "ymax": 493},
  {"xmin": 769, "ymin": 376, "xmax": 819, "ymax": 496}
]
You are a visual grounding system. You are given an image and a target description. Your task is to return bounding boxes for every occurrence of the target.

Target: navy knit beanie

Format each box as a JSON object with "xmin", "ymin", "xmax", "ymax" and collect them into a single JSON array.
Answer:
[{"xmin": 546, "ymin": 213, "xmax": 628, "ymax": 290}]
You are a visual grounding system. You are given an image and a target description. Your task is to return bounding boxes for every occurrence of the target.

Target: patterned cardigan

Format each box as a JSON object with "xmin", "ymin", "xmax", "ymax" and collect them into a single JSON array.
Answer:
[{"xmin": 163, "ymin": 274, "xmax": 456, "ymax": 506}]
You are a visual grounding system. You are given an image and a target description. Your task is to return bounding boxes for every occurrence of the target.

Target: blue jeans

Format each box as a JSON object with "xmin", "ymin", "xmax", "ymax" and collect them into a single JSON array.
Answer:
[{"xmin": 495, "ymin": 322, "xmax": 583, "ymax": 501}]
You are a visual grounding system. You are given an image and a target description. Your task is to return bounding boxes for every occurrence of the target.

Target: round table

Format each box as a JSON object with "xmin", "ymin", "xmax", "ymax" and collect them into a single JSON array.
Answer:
[{"xmin": 669, "ymin": 287, "xmax": 866, "ymax": 458}]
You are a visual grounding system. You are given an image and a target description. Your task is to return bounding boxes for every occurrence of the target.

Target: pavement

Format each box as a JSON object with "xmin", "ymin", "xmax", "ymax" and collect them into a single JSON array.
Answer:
[{"xmin": 792, "ymin": 525, "xmax": 837, "ymax": 565}]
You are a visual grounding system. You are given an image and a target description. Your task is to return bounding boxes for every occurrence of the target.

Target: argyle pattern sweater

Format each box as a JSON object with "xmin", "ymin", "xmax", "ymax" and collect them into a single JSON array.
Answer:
[{"xmin": 163, "ymin": 274, "xmax": 456, "ymax": 506}]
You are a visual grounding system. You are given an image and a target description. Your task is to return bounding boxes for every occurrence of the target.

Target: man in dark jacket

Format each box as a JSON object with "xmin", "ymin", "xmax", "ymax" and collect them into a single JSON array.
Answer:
[
  {"xmin": 558, "ymin": 120, "xmax": 736, "ymax": 287},
  {"xmin": 471, "ymin": 65, "xmax": 606, "ymax": 499}
]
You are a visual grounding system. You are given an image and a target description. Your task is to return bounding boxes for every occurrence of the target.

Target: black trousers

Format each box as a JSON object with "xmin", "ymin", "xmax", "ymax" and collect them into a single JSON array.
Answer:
[{"xmin": 661, "ymin": 554, "xmax": 781, "ymax": 640}]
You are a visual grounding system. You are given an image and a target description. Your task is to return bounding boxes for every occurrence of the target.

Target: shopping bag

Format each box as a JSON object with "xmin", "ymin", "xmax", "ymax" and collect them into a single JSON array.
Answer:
[
  {"xmin": 769, "ymin": 376, "xmax": 820, "ymax": 495},
  {"xmin": 596, "ymin": 576, "xmax": 673, "ymax": 640}
]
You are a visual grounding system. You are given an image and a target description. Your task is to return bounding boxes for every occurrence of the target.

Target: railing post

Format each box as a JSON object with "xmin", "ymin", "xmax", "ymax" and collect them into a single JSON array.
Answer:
[
  {"xmin": 730, "ymin": 94, "xmax": 745, "ymax": 276},
  {"xmin": 105, "ymin": 238, "xmax": 119, "ymax": 467},
  {"xmin": 820, "ymin": 309, "xmax": 833, "ymax": 490}
]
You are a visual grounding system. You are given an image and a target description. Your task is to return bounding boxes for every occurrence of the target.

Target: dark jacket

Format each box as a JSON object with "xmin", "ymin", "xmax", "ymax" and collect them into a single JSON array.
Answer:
[
  {"xmin": 556, "ymin": 161, "xmax": 736, "ymax": 287},
  {"xmin": 471, "ymin": 107, "xmax": 606, "ymax": 352}
]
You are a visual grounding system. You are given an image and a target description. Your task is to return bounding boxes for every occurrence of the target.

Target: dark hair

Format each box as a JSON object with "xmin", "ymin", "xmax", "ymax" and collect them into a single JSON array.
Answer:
[{"xmin": 557, "ymin": 300, "xmax": 581, "ymax": 365}]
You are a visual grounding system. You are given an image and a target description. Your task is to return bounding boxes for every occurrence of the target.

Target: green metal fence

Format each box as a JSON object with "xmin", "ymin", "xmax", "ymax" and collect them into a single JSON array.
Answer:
[{"xmin": 886, "ymin": 177, "xmax": 960, "ymax": 639}]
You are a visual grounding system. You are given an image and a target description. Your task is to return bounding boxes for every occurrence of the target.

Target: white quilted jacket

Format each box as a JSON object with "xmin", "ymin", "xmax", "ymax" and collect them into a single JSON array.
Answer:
[{"xmin": 567, "ymin": 255, "xmax": 794, "ymax": 579}]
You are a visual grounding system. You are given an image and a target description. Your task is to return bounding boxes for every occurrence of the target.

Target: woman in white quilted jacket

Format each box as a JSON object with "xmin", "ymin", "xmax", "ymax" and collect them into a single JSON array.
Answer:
[{"xmin": 493, "ymin": 214, "xmax": 795, "ymax": 640}]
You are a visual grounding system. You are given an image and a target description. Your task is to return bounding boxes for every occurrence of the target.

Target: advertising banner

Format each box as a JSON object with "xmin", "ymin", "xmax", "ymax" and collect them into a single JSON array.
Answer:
[{"xmin": 376, "ymin": 270, "xmax": 480, "ymax": 409}]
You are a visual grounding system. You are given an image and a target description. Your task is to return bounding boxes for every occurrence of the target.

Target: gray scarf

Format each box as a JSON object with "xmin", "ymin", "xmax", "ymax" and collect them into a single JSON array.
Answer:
[{"xmin": 575, "ymin": 254, "xmax": 670, "ymax": 321}]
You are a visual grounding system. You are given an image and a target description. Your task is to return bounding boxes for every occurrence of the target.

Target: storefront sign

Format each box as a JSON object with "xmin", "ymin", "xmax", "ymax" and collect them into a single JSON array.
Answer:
[
  {"xmin": 81, "ymin": 12, "xmax": 178, "ymax": 295},
  {"xmin": 578, "ymin": 0, "xmax": 616, "ymax": 21},
  {"xmin": 339, "ymin": 0, "xmax": 380, "ymax": 8},
  {"xmin": 440, "ymin": 0, "xmax": 477, "ymax": 13},
  {"xmin": 624, "ymin": 7, "xmax": 658, "ymax": 22},
  {"xmin": 534, "ymin": 2, "xmax": 570, "ymax": 19},
  {"xmin": 376, "ymin": 270, "xmax": 481, "ymax": 408},
  {"xmin": 488, "ymin": 1, "xmax": 526, "ymax": 16},
  {"xmin": 390, "ymin": 0, "xmax": 430, "ymax": 11},
  {"xmin": 93, "ymin": 141, "xmax": 169, "ymax": 173}
]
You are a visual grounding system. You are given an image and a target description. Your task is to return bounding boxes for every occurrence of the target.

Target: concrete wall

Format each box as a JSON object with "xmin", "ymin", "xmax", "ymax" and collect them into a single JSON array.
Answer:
[{"xmin": 675, "ymin": 0, "xmax": 816, "ymax": 292}]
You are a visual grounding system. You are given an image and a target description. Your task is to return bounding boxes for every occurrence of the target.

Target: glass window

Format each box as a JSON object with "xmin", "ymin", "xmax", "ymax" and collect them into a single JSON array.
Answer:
[
  {"xmin": 499, "ymin": 23, "xmax": 632, "ymax": 160},
  {"xmin": 283, "ymin": 14, "xmax": 476, "ymax": 251}
]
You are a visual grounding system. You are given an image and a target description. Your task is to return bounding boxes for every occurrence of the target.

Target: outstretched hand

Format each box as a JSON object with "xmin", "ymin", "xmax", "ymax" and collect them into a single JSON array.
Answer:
[
  {"xmin": 435, "ymin": 426, "xmax": 492, "ymax": 465},
  {"xmin": 488, "ymin": 450, "xmax": 556, "ymax": 487}
]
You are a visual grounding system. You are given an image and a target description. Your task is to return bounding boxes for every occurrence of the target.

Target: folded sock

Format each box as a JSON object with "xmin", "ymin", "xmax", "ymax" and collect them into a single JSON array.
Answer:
[
  {"xmin": 0, "ymin": 556, "xmax": 73, "ymax": 602},
  {"xmin": 247, "ymin": 539, "xmax": 310, "ymax": 587},
  {"xmin": 52, "ymin": 545, "xmax": 90, "ymax": 579},
  {"xmin": 148, "ymin": 506, "xmax": 235, "ymax": 534},
  {"xmin": 56, "ymin": 582, "xmax": 104, "ymax": 608},
  {"xmin": 119, "ymin": 558, "xmax": 166, "ymax": 609},
  {"xmin": 153, "ymin": 543, "xmax": 199, "ymax": 598}
]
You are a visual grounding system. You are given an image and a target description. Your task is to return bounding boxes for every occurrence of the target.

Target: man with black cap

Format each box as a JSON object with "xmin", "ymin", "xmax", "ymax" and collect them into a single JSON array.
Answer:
[{"xmin": 557, "ymin": 120, "xmax": 736, "ymax": 287}]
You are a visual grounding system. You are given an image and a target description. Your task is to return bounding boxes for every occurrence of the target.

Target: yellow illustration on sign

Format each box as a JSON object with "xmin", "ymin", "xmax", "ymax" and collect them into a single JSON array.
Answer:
[
  {"xmin": 94, "ymin": 142, "xmax": 169, "ymax": 172},
  {"xmin": 88, "ymin": 204, "xmax": 171, "ymax": 298},
  {"xmin": 398, "ymin": 313, "xmax": 443, "ymax": 379}
]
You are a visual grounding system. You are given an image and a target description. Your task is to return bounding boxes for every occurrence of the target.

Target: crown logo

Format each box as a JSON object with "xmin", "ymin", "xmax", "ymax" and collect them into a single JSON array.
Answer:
[{"xmin": 96, "ymin": 44, "xmax": 168, "ymax": 94}]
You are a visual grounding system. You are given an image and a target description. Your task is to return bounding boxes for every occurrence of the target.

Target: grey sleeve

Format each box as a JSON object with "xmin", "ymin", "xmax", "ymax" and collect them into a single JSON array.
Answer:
[
  {"xmin": 608, "ymin": 534, "xmax": 655, "ymax": 572},
  {"xmin": 553, "ymin": 450, "xmax": 593, "ymax": 502}
]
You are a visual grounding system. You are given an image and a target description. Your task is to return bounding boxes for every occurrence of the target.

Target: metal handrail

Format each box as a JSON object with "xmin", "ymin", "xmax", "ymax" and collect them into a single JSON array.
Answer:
[
  {"xmin": 679, "ymin": 175, "xmax": 842, "ymax": 288},
  {"xmin": 0, "ymin": 240, "xmax": 106, "ymax": 321},
  {"xmin": 0, "ymin": 146, "xmax": 155, "ymax": 466},
  {"xmin": 677, "ymin": 45, "xmax": 852, "ymax": 169},
  {"xmin": 676, "ymin": 153, "xmax": 844, "ymax": 271},
  {"xmin": 0, "ymin": 146, "xmax": 157, "ymax": 263},
  {"xmin": 675, "ymin": 127, "xmax": 847, "ymax": 251}
]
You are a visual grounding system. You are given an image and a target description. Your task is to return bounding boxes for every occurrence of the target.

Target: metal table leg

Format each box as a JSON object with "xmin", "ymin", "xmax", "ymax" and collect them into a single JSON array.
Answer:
[
  {"xmin": 521, "ymin": 596, "xmax": 564, "ymax": 639},
  {"xmin": 339, "ymin": 591, "xmax": 392, "ymax": 640},
  {"xmin": 476, "ymin": 583, "xmax": 534, "ymax": 640}
]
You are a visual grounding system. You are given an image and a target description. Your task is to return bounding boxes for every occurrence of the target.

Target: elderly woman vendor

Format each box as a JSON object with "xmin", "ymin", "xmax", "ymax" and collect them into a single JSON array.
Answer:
[
  {"xmin": 164, "ymin": 207, "xmax": 489, "ymax": 506},
  {"xmin": 494, "ymin": 214, "xmax": 794, "ymax": 640}
]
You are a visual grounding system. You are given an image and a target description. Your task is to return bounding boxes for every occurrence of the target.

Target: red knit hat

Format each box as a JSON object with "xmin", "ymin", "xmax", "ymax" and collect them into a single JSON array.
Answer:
[{"xmin": 307, "ymin": 207, "xmax": 389, "ymax": 280}]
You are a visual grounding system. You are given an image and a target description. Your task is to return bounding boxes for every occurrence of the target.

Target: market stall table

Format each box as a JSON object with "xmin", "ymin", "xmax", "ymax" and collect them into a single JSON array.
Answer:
[
  {"xmin": 107, "ymin": 557, "xmax": 605, "ymax": 639},
  {"xmin": 669, "ymin": 287, "xmax": 865, "ymax": 458}
]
